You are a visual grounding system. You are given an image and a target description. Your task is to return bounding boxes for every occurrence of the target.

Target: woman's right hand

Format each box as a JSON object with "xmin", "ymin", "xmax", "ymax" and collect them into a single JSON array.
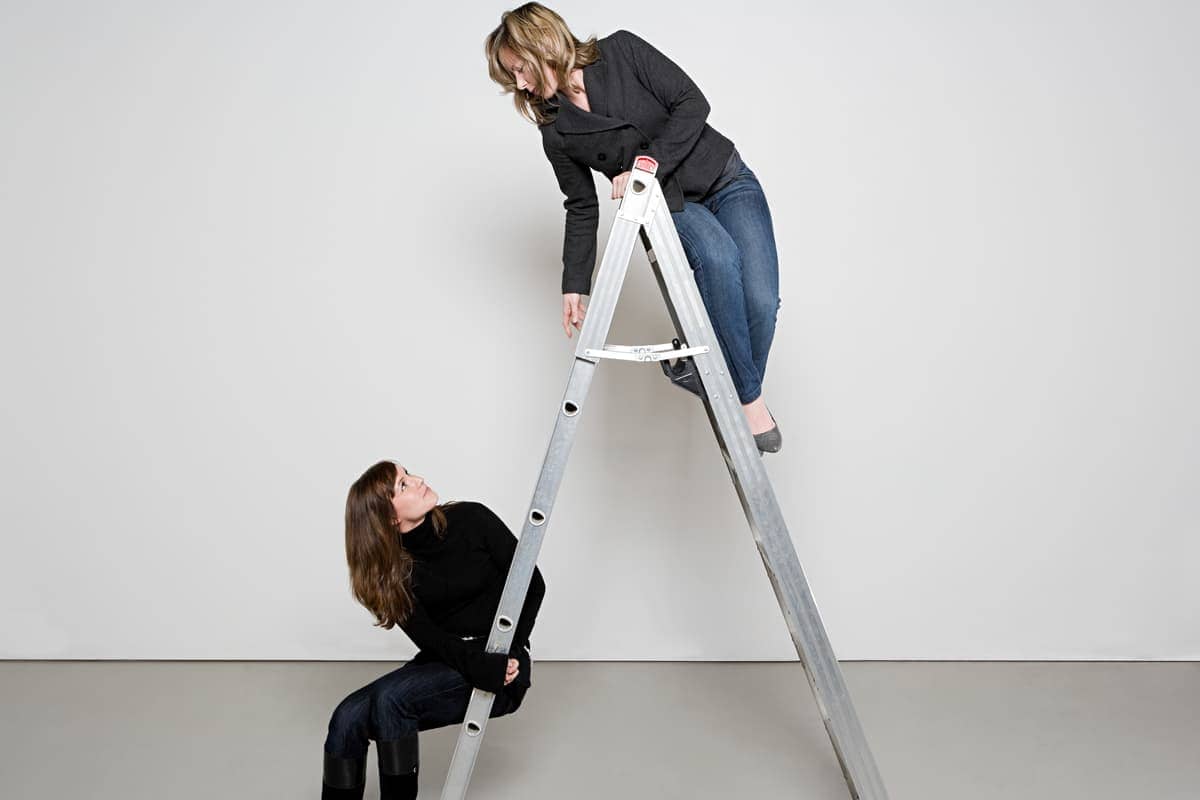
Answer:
[
  {"xmin": 504, "ymin": 658, "xmax": 520, "ymax": 686},
  {"xmin": 562, "ymin": 293, "xmax": 587, "ymax": 338}
]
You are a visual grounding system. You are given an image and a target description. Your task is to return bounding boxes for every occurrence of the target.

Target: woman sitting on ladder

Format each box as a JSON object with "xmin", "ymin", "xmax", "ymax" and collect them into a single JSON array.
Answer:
[
  {"xmin": 321, "ymin": 461, "xmax": 546, "ymax": 799},
  {"xmin": 485, "ymin": 2, "xmax": 784, "ymax": 453}
]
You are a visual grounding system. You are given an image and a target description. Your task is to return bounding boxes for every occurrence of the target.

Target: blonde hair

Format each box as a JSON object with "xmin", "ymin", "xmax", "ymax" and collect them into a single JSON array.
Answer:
[{"xmin": 484, "ymin": 2, "xmax": 601, "ymax": 125}]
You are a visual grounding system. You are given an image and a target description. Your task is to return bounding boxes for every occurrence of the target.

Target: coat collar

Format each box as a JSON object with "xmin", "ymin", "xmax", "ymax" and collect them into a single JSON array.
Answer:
[{"xmin": 550, "ymin": 49, "xmax": 627, "ymax": 134}]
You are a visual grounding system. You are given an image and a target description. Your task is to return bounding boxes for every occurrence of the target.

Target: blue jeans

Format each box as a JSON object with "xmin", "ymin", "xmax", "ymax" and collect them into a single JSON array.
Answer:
[
  {"xmin": 324, "ymin": 658, "xmax": 521, "ymax": 760},
  {"xmin": 671, "ymin": 150, "xmax": 781, "ymax": 404}
]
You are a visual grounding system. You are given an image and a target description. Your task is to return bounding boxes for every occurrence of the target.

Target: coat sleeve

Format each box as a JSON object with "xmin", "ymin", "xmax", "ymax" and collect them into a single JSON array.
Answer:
[
  {"xmin": 616, "ymin": 29, "xmax": 711, "ymax": 182},
  {"xmin": 542, "ymin": 127, "xmax": 599, "ymax": 295},
  {"xmin": 399, "ymin": 596, "xmax": 510, "ymax": 693},
  {"xmin": 470, "ymin": 503, "xmax": 547, "ymax": 658}
]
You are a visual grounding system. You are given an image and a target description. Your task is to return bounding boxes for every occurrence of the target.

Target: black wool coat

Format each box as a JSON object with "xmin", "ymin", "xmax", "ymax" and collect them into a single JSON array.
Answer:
[{"xmin": 539, "ymin": 29, "xmax": 735, "ymax": 295}]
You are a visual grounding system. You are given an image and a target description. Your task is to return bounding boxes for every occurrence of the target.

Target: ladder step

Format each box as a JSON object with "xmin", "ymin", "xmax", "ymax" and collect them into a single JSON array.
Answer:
[{"xmin": 583, "ymin": 342, "xmax": 710, "ymax": 362}]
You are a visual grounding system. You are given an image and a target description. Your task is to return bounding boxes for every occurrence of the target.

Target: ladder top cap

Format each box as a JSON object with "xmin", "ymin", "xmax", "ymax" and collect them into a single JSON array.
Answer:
[{"xmin": 633, "ymin": 155, "xmax": 658, "ymax": 175}]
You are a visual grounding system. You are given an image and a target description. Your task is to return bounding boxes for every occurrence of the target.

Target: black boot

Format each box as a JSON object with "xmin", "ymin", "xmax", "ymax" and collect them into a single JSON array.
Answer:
[
  {"xmin": 378, "ymin": 735, "xmax": 420, "ymax": 800},
  {"xmin": 321, "ymin": 751, "xmax": 366, "ymax": 799}
]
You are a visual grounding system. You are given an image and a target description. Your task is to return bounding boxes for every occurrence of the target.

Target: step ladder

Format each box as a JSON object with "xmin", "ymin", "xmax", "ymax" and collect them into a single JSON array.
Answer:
[{"xmin": 439, "ymin": 156, "xmax": 889, "ymax": 799}]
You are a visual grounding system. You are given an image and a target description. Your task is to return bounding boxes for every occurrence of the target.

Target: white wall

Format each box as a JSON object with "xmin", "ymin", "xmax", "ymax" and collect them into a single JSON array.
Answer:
[{"xmin": 1, "ymin": 0, "xmax": 1196, "ymax": 661}]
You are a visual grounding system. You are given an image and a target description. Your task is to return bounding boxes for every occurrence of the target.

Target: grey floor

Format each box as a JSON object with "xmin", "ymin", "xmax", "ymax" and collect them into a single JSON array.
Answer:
[{"xmin": 1, "ymin": 661, "xmax": 1196, "ymax": 799}]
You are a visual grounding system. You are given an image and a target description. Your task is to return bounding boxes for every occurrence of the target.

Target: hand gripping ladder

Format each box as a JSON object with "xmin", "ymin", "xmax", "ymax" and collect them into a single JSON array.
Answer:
[{"xmin": 439, "ymin": 156, "xmax": 889, "ymax": 799}]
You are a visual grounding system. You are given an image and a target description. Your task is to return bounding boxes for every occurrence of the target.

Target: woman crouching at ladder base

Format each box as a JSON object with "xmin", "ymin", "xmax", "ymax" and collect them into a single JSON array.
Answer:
[
  {"xmin": 321, "ymin": 462, "xmax": 546, "ymax": 799},
  {"xmin": 486, "ymin": 3, "xmax": 784, "ymax": 454}
]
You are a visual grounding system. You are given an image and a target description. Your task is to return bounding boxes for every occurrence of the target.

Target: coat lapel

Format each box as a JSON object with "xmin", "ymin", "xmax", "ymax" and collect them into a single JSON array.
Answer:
[
  {"xmin": 551, "ymin": 97, "xmax": 627, "ymax": 134},
  {"xmin": 551, "ymin": 55, "xmax": 626, "ymax": 134},
  {"xmin": 584, "ymin": 55, "xmax": 608, "ymax": 117}
]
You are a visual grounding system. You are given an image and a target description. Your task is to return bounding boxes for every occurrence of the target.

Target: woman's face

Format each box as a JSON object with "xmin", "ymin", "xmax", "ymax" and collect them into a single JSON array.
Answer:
[
  {"xmin": 391, "ymin": 465, "xmax": 439, "ymax": 531},
  {"xmin": 499, "ymin": 46, "xmax": 556, "ymax": 99}
]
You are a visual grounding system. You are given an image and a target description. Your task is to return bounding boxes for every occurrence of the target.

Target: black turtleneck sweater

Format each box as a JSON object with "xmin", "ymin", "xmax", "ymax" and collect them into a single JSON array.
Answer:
[{"xmin": 399, "ymin": 501, "xmax": 546, "ymax": 699}]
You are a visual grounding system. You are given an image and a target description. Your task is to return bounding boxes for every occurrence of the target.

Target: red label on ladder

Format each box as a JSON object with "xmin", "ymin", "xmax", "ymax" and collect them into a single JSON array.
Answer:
[{"xmin": 633, "ymin": 155, "xmax": 658, "ymax": 175}]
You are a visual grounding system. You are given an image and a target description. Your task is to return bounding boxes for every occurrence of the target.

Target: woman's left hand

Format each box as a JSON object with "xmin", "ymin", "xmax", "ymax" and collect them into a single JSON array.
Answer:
[
  {"xmin": 611, "ymin": 171, "xmax": 632, "ymax": 200},
  {"xmin": 504, "ymin": 658, "xmax": 520, "ymax": 686}
]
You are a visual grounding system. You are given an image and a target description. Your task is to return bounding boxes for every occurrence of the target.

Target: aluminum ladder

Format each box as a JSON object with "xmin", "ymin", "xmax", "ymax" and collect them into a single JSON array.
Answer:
[{"xmin": 439, "ymin": 155, "xmax": 889, "ymax": 800}]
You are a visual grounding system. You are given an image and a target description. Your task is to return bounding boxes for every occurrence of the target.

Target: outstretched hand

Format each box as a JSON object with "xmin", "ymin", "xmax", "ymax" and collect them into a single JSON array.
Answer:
[{"xmin": 562, "ymin": 293, "xmax": 587, "ymax": 338}]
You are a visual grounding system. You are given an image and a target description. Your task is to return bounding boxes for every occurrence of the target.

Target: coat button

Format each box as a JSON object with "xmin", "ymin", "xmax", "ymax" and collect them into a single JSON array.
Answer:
[
  {"xmin": 597, "ymin": 152, "xmax": 607, "ymax": 161},
  {"xmin": 639, "ymin": 141, "xmax": 649, "ymax": 149}
]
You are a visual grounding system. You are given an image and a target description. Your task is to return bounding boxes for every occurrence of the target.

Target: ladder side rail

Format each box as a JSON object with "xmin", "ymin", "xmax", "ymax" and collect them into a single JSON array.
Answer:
[
  {"xmin": 642, "ymin": 194, "xmax": 890, "ymax": 800},
  {"xmin": 439, "ymin": 362, "xmax": 597, "ymax": 800},
  {"xmin": 439, "ymin": 213, "xmax": 645, "ymax": 800}
]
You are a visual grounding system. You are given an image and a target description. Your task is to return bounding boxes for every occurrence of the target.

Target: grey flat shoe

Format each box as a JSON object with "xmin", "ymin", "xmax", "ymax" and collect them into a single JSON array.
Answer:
[{"xmin": 754, "ymin": 414, "xmax": 782, "ymax": 454}]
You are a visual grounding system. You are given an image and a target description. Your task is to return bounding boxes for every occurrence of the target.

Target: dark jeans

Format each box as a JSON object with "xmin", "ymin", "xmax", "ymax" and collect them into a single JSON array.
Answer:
[
  {"xmin": 671, "ymin": 149, "xmax": 782, "ymax": 404},
  {"xmin": 324, "ymin": 658, "xmax": 521, "ymax": 761}
]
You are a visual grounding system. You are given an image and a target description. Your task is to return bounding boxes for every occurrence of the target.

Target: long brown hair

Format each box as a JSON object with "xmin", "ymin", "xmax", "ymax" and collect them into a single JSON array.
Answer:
[
  {"xmin": 344, "ymin": 460, "xmax": 450, "ymax": 628},
  {"xmin": 484, "ymin": 2, "xmax": 601, "ymax": 125}
]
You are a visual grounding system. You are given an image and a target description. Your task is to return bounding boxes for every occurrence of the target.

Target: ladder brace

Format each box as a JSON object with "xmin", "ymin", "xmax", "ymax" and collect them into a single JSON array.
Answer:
[{"xmin": 583, "ymin": 342, "xmax": 710, "ymax": 363}]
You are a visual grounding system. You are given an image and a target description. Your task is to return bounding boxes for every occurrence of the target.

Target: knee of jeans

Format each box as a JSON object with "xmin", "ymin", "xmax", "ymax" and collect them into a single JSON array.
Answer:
[
  {"xmin": 369, "ymin": 684, "xmax": 414, "ymax": 722},
  {"xmin": 327, "ymin": 693, "xmax": 370, "ymax": 740},
  {"xmin": 706, "ymin": 240, "xmax": 741, "ymax": 275},
  {"xmin": 746, "ymin": 289, "xmax": 781, "ymax": 322},
  {"xmin": 681, "ymin": 232, "xmax": 739, "ymax": 276}
]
